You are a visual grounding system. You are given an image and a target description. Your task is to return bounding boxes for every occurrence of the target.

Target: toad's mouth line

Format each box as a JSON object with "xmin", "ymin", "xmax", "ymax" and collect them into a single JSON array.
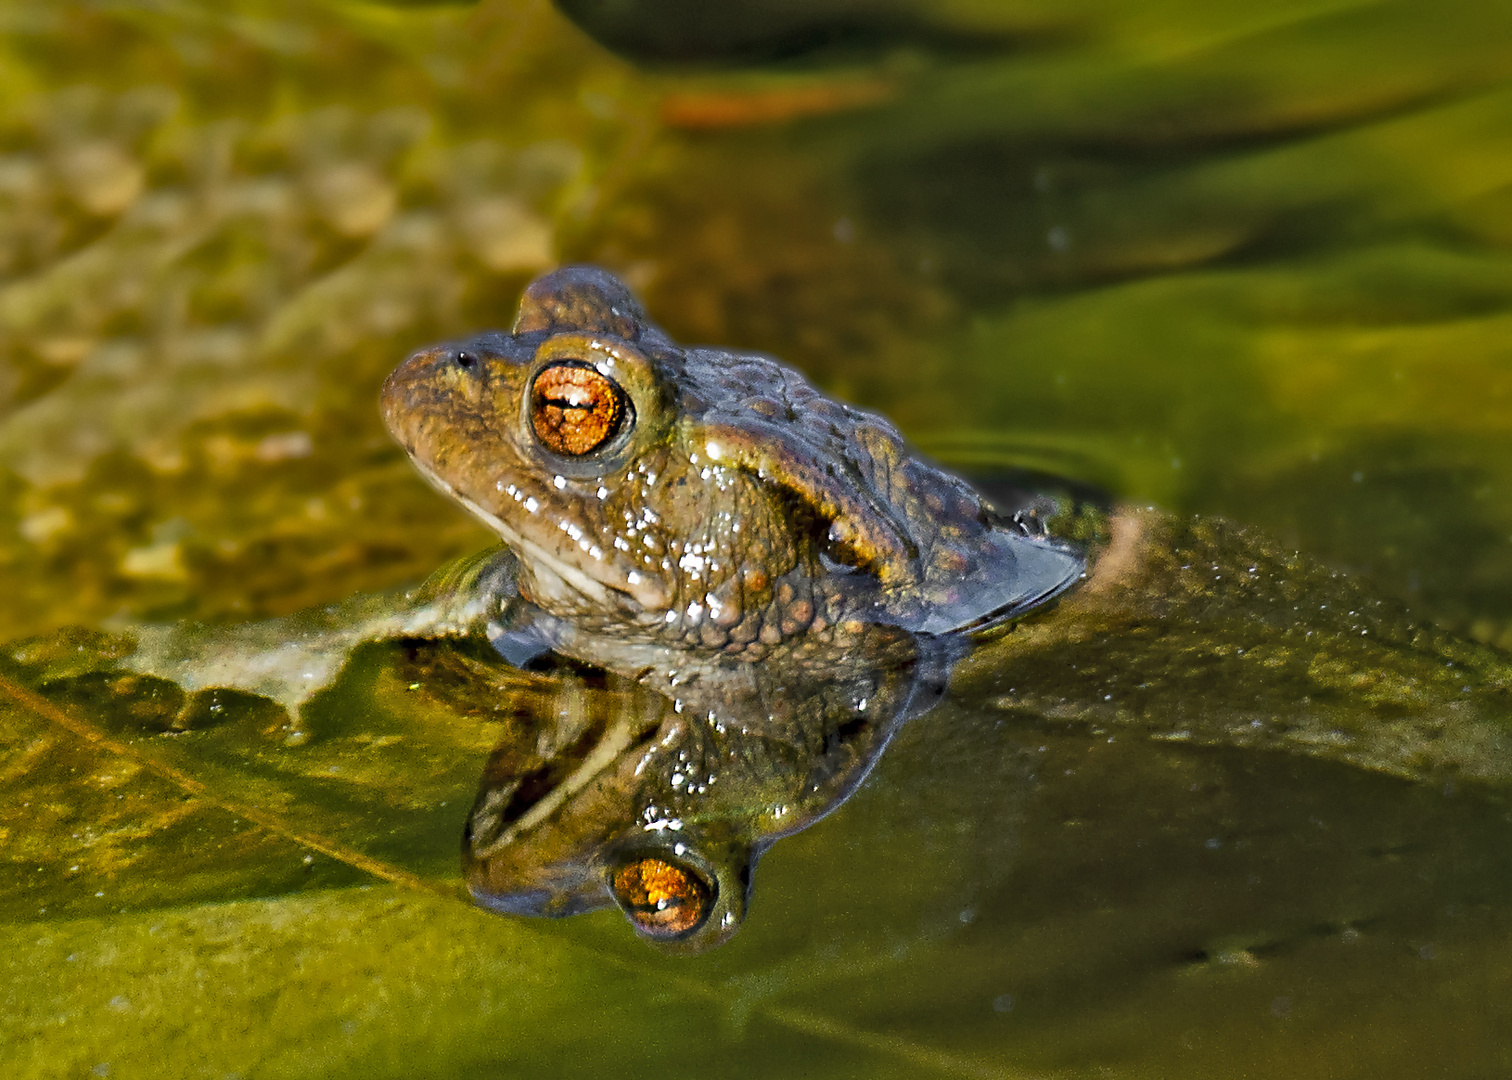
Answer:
[{"xmin": 407, "ymin": 458, "xmax": 665, "ymax": 612}]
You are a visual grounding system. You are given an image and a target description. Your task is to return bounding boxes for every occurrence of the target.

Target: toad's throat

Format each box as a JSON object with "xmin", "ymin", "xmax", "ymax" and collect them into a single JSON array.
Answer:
[{"xmin": 408, "ymin": 458, "xmax": 668, "ymax": 613}]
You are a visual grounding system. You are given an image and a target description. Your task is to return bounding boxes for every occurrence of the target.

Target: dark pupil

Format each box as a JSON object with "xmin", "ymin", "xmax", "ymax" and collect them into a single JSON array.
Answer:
[{"xmin": 455, "ymin": 351, "xmax": 475, "ymax": 368}]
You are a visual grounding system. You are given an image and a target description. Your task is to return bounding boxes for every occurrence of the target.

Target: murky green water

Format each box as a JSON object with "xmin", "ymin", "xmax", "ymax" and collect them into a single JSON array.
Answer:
[{"xmin": 5, "ymin": 1, "xmax": 1512, "ymax": 1076}]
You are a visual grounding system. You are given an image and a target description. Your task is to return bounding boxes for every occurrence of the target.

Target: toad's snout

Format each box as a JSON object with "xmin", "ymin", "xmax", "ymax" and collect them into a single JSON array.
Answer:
[{"xmin": 380, "ymin": 344, "xmax": 487, "ymax": 453}]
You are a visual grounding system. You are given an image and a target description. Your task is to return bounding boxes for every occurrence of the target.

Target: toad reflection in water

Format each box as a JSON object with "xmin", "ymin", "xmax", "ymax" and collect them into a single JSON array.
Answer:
[{"xmin": 101, "ymin": 267, "xmax": 1512, "ymax": 954}]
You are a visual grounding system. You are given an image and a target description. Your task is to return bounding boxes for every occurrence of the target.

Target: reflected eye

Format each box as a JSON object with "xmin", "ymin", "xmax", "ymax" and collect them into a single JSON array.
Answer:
[
  {"xmin": 530, "ymin": 362, "xmax": 629, "ymax": 456},
  {"xmin": 608, "ymin": 855, "xmax": 714, "ymax": 939}
]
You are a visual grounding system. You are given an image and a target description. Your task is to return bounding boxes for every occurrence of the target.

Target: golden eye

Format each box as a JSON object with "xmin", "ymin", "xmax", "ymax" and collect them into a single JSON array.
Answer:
[
  {"xmin": 530, "ymin": 362, "xmax": 627, "ymax": 457},
  {"xmin": 608, "ymin": 855, "xmax": 714, "ymax": 939}
]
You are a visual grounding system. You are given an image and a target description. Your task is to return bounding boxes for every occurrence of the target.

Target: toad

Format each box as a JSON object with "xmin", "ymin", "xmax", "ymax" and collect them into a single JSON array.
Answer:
[
  {"xmin": 380, "ymin": 265, "xmax": 1083, "ymax": 675},
  {"xmin": 379, "ymin": 266, "xmax": 1085, "ymax": 950}
]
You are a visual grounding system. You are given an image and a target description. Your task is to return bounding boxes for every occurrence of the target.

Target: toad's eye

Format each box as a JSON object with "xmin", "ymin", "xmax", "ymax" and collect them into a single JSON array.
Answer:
[
  {"xmin": 530, "ymin": 362, "xmax": 630, "ymax": 457},
  {"xmin": 607, "ymin": 854, "xmax": 715, "ymax": 939}
]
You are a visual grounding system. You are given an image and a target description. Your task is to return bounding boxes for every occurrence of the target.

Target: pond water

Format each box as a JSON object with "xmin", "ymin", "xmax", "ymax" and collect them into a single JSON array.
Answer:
[{"xmin": 4, "ymin": 1, "xmax": 1512, "ymax": 1077}]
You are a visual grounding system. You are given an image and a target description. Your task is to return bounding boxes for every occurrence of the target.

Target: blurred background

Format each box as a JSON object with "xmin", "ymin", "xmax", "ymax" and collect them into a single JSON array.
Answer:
[{"xmin": 5, "ymin": 1, "xmax": 1512, "ymax": 1077}]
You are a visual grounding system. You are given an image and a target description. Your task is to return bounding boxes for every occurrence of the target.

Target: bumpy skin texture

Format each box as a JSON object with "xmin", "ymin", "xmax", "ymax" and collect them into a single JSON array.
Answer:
[{"xmin": 381, "ymin": 266, "xmax": 1082, "ymax": 665}]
